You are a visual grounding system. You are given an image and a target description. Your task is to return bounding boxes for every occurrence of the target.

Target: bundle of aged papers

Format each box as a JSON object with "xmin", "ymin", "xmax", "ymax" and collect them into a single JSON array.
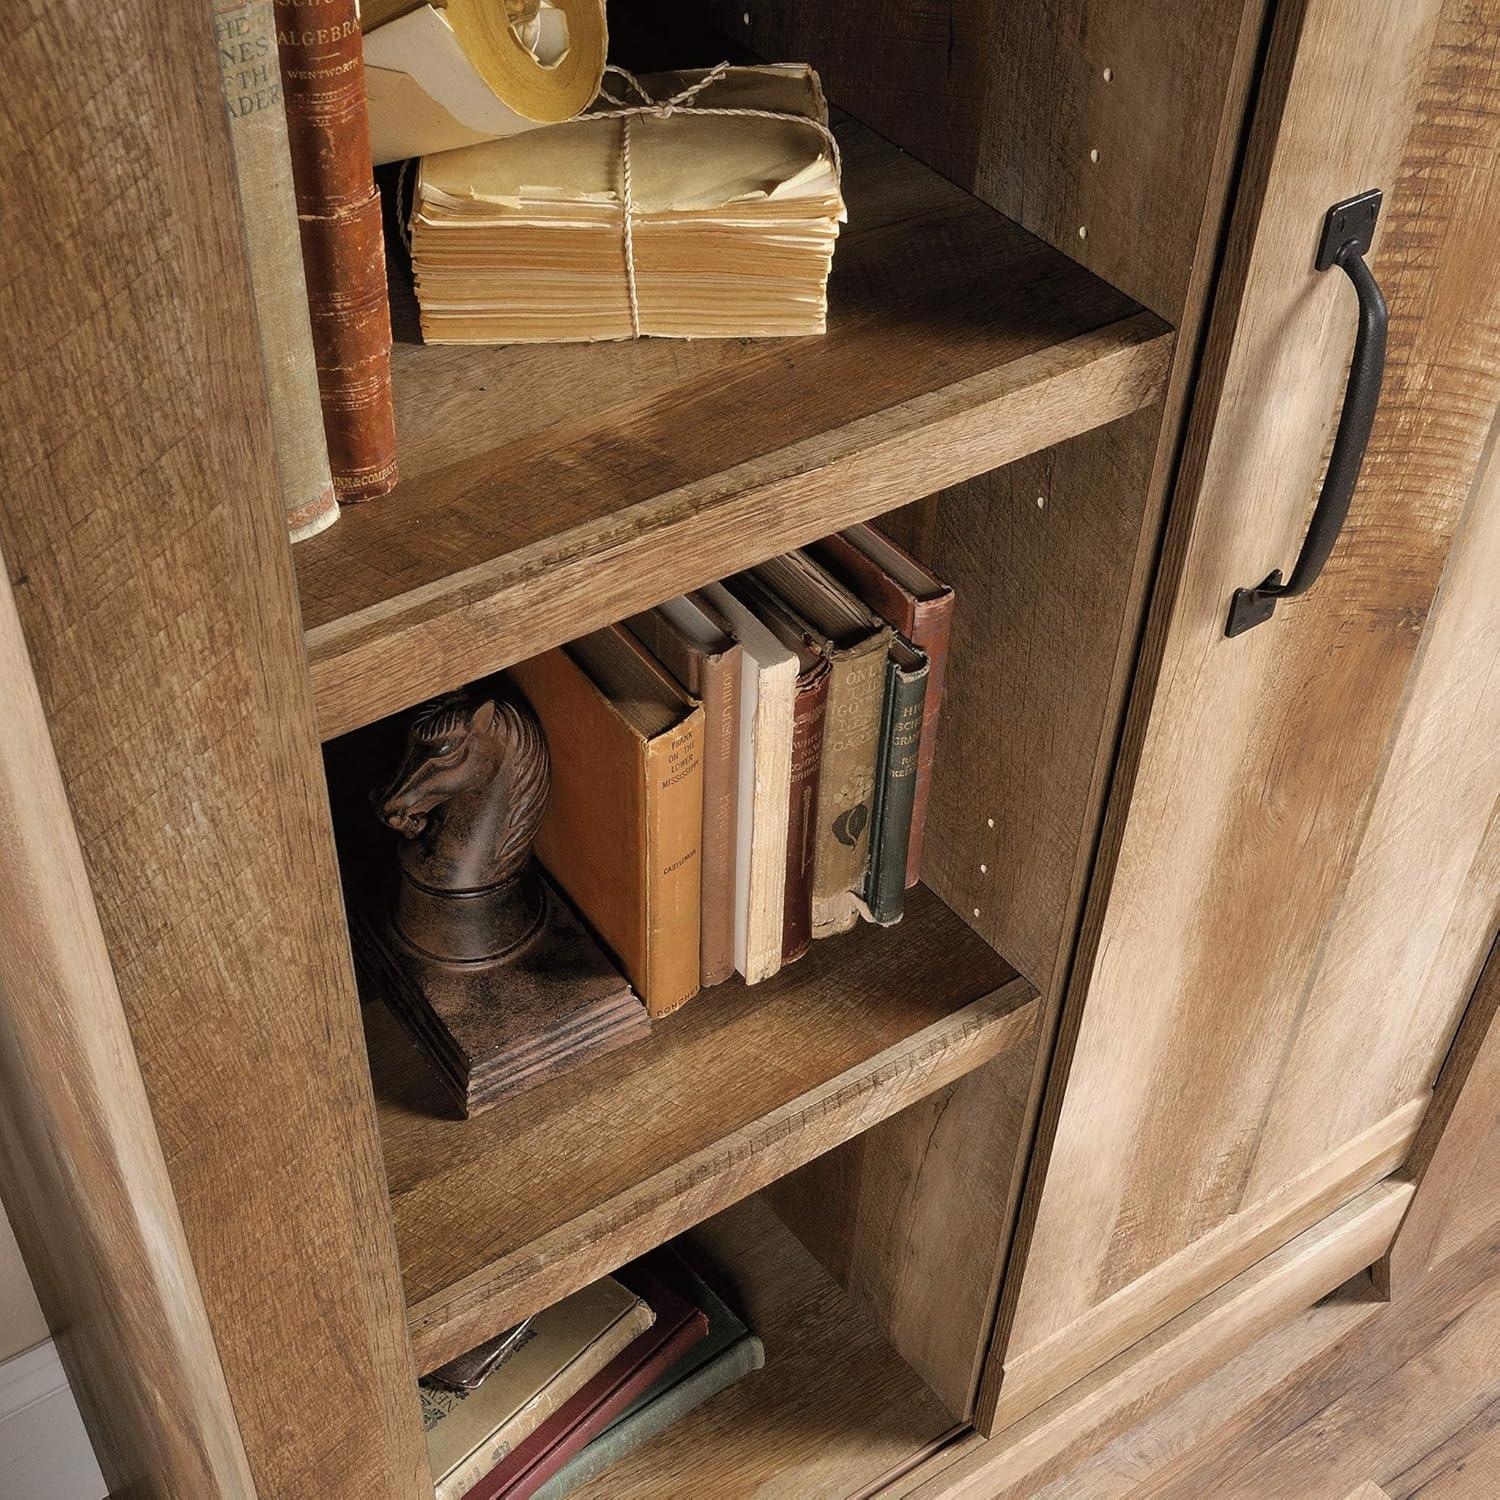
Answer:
[{"xmin": 409, "ymin": 65, "xmax": 846, "ymax": 343}]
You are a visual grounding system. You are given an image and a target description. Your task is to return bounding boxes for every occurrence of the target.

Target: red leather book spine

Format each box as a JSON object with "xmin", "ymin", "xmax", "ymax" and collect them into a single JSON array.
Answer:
[{"xmin": 273, "ymin": 0, "xmax": 398, "ymax": 501}]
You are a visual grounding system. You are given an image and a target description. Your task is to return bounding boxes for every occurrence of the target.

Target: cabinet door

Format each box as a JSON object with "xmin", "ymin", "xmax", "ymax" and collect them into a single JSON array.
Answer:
[{"xmin": 988, "ymin": 0, "xmax": 1500, "ymax": 1427}]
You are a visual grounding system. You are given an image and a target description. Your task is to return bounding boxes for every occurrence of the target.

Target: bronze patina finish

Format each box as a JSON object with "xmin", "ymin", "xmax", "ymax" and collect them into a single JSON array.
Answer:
[{"xmin": 370, "ymin": 689, "xmax": 650, "ymax": 1116}]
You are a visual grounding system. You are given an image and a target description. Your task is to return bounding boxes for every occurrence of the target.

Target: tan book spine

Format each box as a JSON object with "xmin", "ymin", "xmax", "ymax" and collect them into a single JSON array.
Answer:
[
  {"xmin": 811, "ymin": 632, "xmax": 890, "ymax": 937},
  {"xmin": 624, "ymin": 610, "xmax": 740, "ymax": 987},
  {"xmin": 213, "ymin": 0, "xmax": 338, "ymax": 541},
  {"xmin": 273, "ymin": 0, "xmax": 398, "ymax": 501},
  {"xmin": 641, "ymin": 715, "xmax": 705, "ymax": 1016}
]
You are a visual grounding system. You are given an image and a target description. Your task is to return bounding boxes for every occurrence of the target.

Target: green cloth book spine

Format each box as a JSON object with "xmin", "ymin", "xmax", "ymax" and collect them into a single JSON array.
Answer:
[
  {"xmin": 531, "ymin": 1334, "xmax": 766, "ymax": 1499},
  {"xmin": 863, "ymin": 641, "xmax": 929, "ymax": 926}
]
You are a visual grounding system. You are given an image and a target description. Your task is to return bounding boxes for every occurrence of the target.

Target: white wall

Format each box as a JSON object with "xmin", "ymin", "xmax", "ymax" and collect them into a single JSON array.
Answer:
[{"xmin": 0, "ymin": 1203, "xmax": 47, "ymax": 1364}]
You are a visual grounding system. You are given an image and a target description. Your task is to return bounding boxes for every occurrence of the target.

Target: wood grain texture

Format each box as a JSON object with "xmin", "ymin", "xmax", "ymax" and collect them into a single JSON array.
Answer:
[
  {"xmin": 704, "ymin": 0, "xmax": 1268, "ymax": 325},
  {"xmin": 767, "ymin": 1031, "xmax": 1039, "ymax": 1418},
  {"xmin": 751, "ymin": 0, "xmax": 1273, "ymax": 1426},
  {"xmin": 0, "ymin": 561, "xmax": 253, "ymax": 1495},
  {"xmin": 296, "ymin": 116, "xmax": 1172, "ymax": 740},
  {"xmin": 1379, "ymin": 937, "xmax": 1500, "ymax": 1299},
  {"xmin": 900, "ymin": 1182, "xmax": 1412, "ymax": 1500},
  {"xmin": 362, "ymin": 885, "xmax": 1036, "ymax": 1371},
  {"xmin": 0, "ymin": 0, "xmax": 427, "ymax": 1491},
  {"xmin": 567, "ymin": 1195, "xmax": 961, "ymax": 1500},
  {"xmin": 986, "ymin": 0, "xmax": 1498, "ymax": 1429}
]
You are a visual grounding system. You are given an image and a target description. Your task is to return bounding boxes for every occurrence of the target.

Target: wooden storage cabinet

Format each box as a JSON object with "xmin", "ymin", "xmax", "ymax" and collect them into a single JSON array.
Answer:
[{"xmin": 0, "ymin": 0, "xmax": 1495, "ymax": 1496}]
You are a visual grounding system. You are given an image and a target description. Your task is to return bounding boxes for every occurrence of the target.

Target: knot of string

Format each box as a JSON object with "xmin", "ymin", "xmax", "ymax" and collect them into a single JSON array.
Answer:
[{"xmin": 590, "ymin": 62, "xmax": 843, "ymax": 338}]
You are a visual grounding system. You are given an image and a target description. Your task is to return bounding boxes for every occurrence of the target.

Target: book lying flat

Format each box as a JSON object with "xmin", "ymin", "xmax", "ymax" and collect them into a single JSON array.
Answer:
[
  {"xmin": 421, "ymin": 1276, "xmax": 653, "ymax": 1500},
  {"xmin": 458, "ymin": 1257, "xmax": 710, "ymax": 1500},
  {"xmin": 625, "ymin": 596, "xmax": 743, "ymax": 989},
  {"xmin": 698, "ymin": 582, "xmax": 798, "ymax": 984},
  {"xmin": 509, "ymin": 626, "xmax": 705, "ymax": 1016},
  {"xmin": 532, "ymin": 1253, "xmax": 765, "ymax": 1500},
  {"xmin": 749, "ymin": 551, "xmax": 891, "ymax": 938},
  {"xmin": 810, "ymin": 524, "xmax": 955, "ymax": 888}
]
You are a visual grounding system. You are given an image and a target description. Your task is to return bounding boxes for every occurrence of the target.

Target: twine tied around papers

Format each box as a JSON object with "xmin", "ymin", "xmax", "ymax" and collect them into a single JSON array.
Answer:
[
  {"xmin": 590, "ymin": 63, "xmax": 843, "ymax": 337},
  {"xmin": 399, "ymin": 62, "xmax": 843, "ymax": 338}
]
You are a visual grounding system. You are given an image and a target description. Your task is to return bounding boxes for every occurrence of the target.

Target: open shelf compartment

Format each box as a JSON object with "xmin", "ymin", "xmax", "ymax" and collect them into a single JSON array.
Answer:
[
  {"xmin": 296, "ymin": 115, "xmax": 1172, "ymax": 741},
  {"xmin": 360, "ymin": 884, "xmax": 1035, "ymax": 1372},
  {"xmin": 566, "ymin": 1193, "xmax": 965, "ymax": 1499}
]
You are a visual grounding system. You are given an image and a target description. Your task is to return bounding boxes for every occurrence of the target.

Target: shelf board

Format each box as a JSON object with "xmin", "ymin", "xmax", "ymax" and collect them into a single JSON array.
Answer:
[
  {"xmin": 297, "ymin": 117, "xmax": 1173, "ymax": 740},
  {"xmin": 568, "ymin": 1193, "xmax": 963, "ymax": 1499},
  {"xmin": 362, "ymin": 885, "xmax": 1036, "ymax": 1372}
]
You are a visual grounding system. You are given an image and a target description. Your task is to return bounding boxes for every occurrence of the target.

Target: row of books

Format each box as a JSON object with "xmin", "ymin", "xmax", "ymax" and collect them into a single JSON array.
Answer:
[
  {"xmin": 508, "ymin": 522, "xmax": 954, "ymax": 1016},
  {"xmin": 421, "ymin": 1250, "xmax": 762, "ymax": 1500}
]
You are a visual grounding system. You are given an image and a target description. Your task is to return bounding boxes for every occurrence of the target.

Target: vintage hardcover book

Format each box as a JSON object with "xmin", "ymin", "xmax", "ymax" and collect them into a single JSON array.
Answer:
[
  {"xmin": 457, "ymin": 1260, "xmax": 709, "ymax": 1500},
  {"xmin": 750, "ymin": 552, "xmax": 891, "ymax": 938},
  {"xmin": 273, "ymin": 0, "xmax": 398, "ymax": 501},
  {"xmin": 509, "ymin": 627, "xmax": 704, "ymax": 1016},
  {"xmin": 624, "ymin": 597, "xmax": 742, "ymax": 988},
  {"xmin": 810, "ymin": 524, "xmax": 955, "ymax": 888},
  {"xmin": 725, "ymin": 576, "xmax": 830, "ymax": 966},
  {"xmin": 698, "ymin": 582, "xmax": 797, "ymax": 984},
  {"xmin": 361, "ymin": 0, "xmax": 606, "ymax": 164},
  {"xmin": 421, "ymin": 1276, "xmax": 652, "ymax": 1500},
  {"xmin": 861, "ymin": 639, "xmax": 930, "ymax": 926},
  {"xmin": 532, "ymin": 1255, "xmax": 764, "ymax": 1500},
  {"xmin": 213, "ymin": 0, "xmax": 338, "ymax": 541}
]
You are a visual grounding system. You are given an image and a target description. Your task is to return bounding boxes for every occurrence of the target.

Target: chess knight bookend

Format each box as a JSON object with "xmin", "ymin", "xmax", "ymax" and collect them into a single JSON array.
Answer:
[{"xmin": 368, "ymin": 691, "xmax": 650, "ymax": 1116}]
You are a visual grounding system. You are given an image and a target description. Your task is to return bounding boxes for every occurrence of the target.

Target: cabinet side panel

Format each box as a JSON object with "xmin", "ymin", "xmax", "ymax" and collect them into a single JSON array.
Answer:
[
  {"xmin": 0, "ymin": 0, "xmax": 427, "ymax": 1492},
  {"xmin": 0, "ymin": 563, "xmax": 253, "ymax": 1496}
]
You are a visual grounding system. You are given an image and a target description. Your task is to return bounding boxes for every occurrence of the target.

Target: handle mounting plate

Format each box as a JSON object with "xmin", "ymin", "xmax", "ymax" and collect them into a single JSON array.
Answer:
[{"xmin": 1316, "ymin": 189, "xmax": 1382, "ymax": 271}]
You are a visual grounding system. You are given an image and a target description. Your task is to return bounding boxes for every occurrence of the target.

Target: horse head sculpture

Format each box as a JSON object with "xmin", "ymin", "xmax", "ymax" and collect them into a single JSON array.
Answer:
[{"xmin": 376, "ymin": 691, "xmax": 551, "ymax": 962}]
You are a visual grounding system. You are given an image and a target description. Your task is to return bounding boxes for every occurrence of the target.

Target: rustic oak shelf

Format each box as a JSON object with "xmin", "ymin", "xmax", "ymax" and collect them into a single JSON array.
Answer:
[
  {"xmin": 296, "ymin": 117, "xmax": 1173, "ymax": 741},
  {"xmin": 361, "ymin": 884, "xmax": 1036, "ymax": 1372}
]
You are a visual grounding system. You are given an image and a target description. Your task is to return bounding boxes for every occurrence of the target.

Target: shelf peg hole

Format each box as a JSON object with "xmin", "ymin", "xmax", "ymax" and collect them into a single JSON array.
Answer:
[
  {"xmin": 1102, "ymin": 66, "xmax": 1114, "ymax": 81},
  {"xmin": 1077, "ymin": 225, "xmax": 1088, "ymax": 240},
  {"xmin": 1036, "ymin": 494, "xmax": 1046, "ymax": 509},
  {"xmin": 1090, "ymin": 148, "xmax": 1100, "ymax": 163}
]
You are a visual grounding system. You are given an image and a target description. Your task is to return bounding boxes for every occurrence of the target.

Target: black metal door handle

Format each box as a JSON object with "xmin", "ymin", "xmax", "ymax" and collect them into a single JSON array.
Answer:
[{"xmin": 1225, "ymin": 190, "xmax": 1389, "ymax": 638}]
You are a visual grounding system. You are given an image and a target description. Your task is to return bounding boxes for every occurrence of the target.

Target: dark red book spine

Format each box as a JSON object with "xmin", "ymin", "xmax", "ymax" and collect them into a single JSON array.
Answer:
[
  {"xmin": 459, "ymin": 1276, "xmax": 708, "ymax": 1500},
  {"xmin": 782, "ymin": 664, "xmax": 829, "ymax": 964},
  {"xmin": 273, "ymin": 0, "xmax": 398, "ymax": 501}
]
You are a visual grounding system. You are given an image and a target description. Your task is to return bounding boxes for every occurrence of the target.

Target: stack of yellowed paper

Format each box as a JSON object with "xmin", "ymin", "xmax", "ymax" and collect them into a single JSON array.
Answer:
[{"xmin": 409, "ymin": 65, "xmax": 846, "ymax": 343}]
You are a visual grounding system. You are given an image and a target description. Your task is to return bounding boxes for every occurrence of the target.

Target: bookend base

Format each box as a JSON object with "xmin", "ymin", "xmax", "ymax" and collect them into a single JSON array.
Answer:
[{"xmin": 364, "ymin": 875, "xmax": 650, "ymax": 1117}]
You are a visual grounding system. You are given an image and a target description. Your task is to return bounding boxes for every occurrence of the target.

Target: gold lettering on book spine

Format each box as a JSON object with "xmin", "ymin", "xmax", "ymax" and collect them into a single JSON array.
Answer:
[{"xmin": 272, "ymin": 0, "xmax": 398, "ymax": 501}]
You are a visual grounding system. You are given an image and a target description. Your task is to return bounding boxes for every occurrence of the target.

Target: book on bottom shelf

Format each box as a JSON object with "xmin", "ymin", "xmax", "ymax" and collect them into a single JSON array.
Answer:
[
  {"xmin": 509, "ymin": 626, "xmax": 704, "ymax": 1016},
  {"xmin": 531, "ymin": 1254, "xmax": 764, "ymax": 1500},
  {"xmin": 421, "ymin": 1276, "xmax": 653, "ymax": 1500}
]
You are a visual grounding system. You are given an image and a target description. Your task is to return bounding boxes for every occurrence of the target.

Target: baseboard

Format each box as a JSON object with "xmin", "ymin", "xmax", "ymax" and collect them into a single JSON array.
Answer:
[{"xmin": 0, "ymin": 1340, "xmax": 105, "ymax": 1500}]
